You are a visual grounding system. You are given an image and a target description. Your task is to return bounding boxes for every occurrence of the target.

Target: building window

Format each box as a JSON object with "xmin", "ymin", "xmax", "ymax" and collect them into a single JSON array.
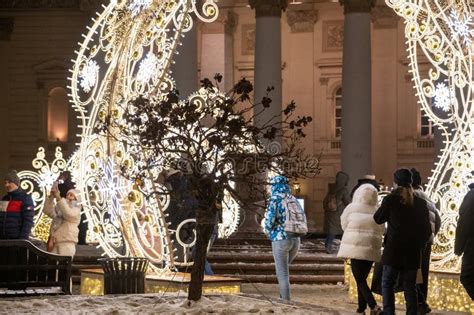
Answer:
[
  {"xmin": 47, "ymin": 87, "xmax": 69, "ymax": 142},
  {"xmin": 335, "ymin": 87, "xmax": 342, "ymax": 138},
  {"xmin": 420, "ymin": 114, "xmax": 433, "ymax": 138}
]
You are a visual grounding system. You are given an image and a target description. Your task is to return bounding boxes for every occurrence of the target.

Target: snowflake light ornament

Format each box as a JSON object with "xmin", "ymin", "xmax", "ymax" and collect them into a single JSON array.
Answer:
[
  {"xmin": 128, "ymin": 0, "xmax": 153, "ymax": 17},
  {"xmin": 433, "ymin": 82, "xmax": 456, "ymax": 112},
  {"xmin": 137, "ymin": 52, "xmax": 158, "ymax": 84},
  {"xmin": 79, "ymin": 60, "xmax": 99, "ymax": 93},
  {"xmin": 97, "ymin": 158, "xmax": 129, "ymax": 223},
  {"xmin": 448, "ymin": 10, "xmax": 474, "ymax": 47}
]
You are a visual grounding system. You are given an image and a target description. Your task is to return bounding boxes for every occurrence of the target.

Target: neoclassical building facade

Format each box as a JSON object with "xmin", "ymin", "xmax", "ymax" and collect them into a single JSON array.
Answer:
[{"xmin": 0, "ymin": 0, "xmax": 435, "ymax": 232}]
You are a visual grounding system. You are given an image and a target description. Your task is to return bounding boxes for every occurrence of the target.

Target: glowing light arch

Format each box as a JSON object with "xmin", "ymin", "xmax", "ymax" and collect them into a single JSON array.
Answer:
[
  {"xmin": 62, "ymin": 0, "xmax": 240, "ymax": 274},
  {"xmin": 386, "ymin": 0, "xmax": 473, "ymax": 272}
]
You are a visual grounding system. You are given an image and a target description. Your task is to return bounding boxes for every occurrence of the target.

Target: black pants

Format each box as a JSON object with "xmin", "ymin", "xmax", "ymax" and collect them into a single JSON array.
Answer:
[
  {"xmin": 416, "ymin": 244, "xmax": 431, "ymax": 306},
  {"xmin": 351, "ymin": 259, "xmax": 377, "ymax": 311},
  {"xmin": 77, "ymin": 211, "xmax": 88, "ymax": 245},
  {"xmin": 461, "ymin": 271, "xmax": 474, "ymax": 300}
]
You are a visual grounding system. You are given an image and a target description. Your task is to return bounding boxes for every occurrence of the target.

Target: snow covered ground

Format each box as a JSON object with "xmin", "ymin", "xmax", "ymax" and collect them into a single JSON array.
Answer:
[
  {"xmin": 0, "ymin": 284, "xmax": 468, "ymax": 314},
  {"xmin": 0, "ymin": 292, "xmax": 342, "ymax": 314}
]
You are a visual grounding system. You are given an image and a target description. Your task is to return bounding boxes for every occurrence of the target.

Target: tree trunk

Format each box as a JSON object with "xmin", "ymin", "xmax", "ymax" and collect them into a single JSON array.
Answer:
[{"xmin": 188, "ymin": 223, "xmax": 214, "ymax": 301}]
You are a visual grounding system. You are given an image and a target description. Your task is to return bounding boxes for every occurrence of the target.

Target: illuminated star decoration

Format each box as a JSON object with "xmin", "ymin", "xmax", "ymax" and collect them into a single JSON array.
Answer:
[
  {"xmin": 97, "ymin": 158, "xmax": 129, "ymax": 223},
  {"xmin": 79, "ymin": 60, "xmax": 99, "ymax": 93},
  {"xmin": 137, "ymin": 52, "xmax": 158, "ymax": 84},
  {"xmin": 433, "ymin": 82, "xmax": 456, "ymax": 112},
  {"xmin": 448, "ymin": 9, "xmax": 474, "ymax": 48},
  {"xmin": 38, "ymin": 170, "xmax": 57, "ymax": 189},
  {"xmin": 128, "ymin": 0, "xmax": 153, "ymax": 17}
]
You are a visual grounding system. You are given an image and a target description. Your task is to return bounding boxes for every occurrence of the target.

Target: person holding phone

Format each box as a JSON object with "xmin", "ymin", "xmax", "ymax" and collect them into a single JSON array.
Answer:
[{"xmin": 43, "ymin": 183, "xmax": 81, "ymax": 257}]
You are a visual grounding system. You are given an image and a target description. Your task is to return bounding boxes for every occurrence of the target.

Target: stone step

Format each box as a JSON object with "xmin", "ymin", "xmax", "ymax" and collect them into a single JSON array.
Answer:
[
  {"xmin": 211, "ymin": 262, "xmax": 344, "ymax": 276},
  {"xmin": 207, "ymin": 252, "xmax": 344, "ymax": 264},
  {"xmin": 219, "ymin": 274, "xmax": 344, "ymax": 284},
  {"xmin": 210, "ymin": 246, "xmax": 326, "ymax": 253}
]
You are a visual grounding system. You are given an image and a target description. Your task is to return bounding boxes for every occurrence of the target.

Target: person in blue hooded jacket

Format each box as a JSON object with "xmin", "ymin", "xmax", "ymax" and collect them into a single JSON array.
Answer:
[{"xmin": 263, "ymin": 175, "xmax": 300, "ymax": 302}]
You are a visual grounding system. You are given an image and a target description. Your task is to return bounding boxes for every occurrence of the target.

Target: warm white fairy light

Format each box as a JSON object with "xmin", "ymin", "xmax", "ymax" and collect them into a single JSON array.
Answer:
[
  {"xmin": 128, "ymin": 0, "xmax": 152, "ymax": 17},
  {"xmin": 17, "ymin": 147, "xmax": 67, "ymax": 241},
  {"xmin": 97, "ymin": 158, "xmax": 129, "ymax": 223},
  {"xmin": 386, "ymin": 0, "xmax": 473, "ymax": 276},
  {"xmin": 68, "ymin": 0, "xmax": 221, "ymax": 275}
]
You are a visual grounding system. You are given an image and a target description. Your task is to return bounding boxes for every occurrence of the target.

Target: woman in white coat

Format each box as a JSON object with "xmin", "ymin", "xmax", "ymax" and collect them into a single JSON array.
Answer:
[
  {"xmin": 44, "ymin": 188, "xmax": 81, "ymax": 257},
  {"xmin": 338, "ymin": 184, "xmax": 384, "ymax": 315}
]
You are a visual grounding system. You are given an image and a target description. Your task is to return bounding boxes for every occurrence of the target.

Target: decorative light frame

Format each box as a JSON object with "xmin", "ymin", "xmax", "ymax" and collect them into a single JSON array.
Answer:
[
  {"xmin": 17, "ymin": 147, "xmax": 67, "ymax": 241},
  {"xmin": 61, "ymin": 0, "xmax": 242, "ymax": 274},
  {"xmin": 385, "ymin": 0, "xmax": 473, "ymax": 272}
]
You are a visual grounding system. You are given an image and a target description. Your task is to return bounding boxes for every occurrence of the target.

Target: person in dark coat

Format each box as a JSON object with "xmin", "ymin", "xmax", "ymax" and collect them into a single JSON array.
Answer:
[
  {"xmin": 0, "ymin": 170, "xmax": 35, "ymax": 239},
  {"xmin": 350, "ymin": 174, "xmax": 380, "ymax": 198},
  {"xmin": 454, "ymin": 183, "xmax": 474, "ymax": 300},
  {"xmin": 323, "ymin": 171, "xmax": 350, "ymax": 254},
  {"xmin": 411, "ymin": 168, "xmax": 441, "ymax": 313},
  {"xmin": 374, "ymin": 168, "xmax": 431, "ymax": 315}
]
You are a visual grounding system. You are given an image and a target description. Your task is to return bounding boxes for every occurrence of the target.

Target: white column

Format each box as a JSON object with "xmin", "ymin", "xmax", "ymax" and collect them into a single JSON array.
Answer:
[
  {"xmin": 340, "ymin": 0, "xmax": 374, "ymax": 188},
  {"xmin": 249, "ymin": 0, "xmax": 287, "ymax": 129},
  {"xmin": 234, "ymin": 0, "xmax": 287, "ymax": 236}
]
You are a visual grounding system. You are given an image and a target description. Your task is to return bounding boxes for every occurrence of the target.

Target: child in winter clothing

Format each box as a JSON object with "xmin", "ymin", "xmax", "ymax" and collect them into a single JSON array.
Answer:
[
  {"xmin": 263, "ymin": 175, "xmax": 301, "ymax": 302},
  {"xmin": 338, "ymin": 184, "xmax": 384, "ymax": 314},
  {"xmin": 43, "ymin": 188, "xmax": 81, "ymax": 257}
]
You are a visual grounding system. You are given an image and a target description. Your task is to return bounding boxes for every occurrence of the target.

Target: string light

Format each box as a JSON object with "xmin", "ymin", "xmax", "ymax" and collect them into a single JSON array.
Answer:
[
  {"xmin": 66, "ymin": 0, "xmax": 240, "ymax": 275},
  {"xmin": 385, "ymin": 0, "xmax": 473, "ymax": 273},
  {"xmin": 17, "ymin": 147, "xmax": 67, "ymax": 241}
]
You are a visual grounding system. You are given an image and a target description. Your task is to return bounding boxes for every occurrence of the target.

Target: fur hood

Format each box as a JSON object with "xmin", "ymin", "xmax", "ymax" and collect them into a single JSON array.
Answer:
[{"xmin": 337, "ymin": 184, "xmax": 385, "ymax": 262}]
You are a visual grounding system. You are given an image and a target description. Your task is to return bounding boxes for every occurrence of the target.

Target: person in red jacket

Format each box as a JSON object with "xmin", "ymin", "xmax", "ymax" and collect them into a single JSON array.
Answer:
[{"xmin": 0, "ymin": 170, "xmax": 34, "ymax": 239}]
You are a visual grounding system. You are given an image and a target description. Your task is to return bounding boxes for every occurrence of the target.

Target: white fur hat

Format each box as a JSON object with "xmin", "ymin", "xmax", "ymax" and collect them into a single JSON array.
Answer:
[{"xmin": 67, "ymin": 189, "xmax": 81, "ymax": 203}]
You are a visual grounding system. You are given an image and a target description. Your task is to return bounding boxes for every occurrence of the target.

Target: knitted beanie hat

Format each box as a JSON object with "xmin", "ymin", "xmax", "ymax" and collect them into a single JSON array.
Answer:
[
  {"xmin": 4, "ymin": 170, "xmax": 20, "ymax": 187},
  {"xmin": 393, "ymin": 168, "xmax": 412, "ymax": 188}
]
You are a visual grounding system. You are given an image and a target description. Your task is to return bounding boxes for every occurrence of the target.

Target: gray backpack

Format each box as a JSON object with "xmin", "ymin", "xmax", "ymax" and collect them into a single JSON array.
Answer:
[{"xmin": 282, "ymin": 195, "xmax": 308, "ymax": 236}]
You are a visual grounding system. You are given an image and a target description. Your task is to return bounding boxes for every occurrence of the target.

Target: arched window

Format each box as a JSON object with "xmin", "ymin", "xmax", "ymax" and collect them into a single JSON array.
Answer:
[
  {"xmin": 47, "ymin": 87, "xmax": 69, "ymax": 142},
  {"xmin": 335, "ymin": 87, "xmax": 342, "ymax": 138}
]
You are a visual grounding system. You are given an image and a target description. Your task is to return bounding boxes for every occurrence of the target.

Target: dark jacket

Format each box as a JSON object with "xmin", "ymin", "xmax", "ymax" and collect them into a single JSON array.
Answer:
[
  {"xmin": 165, "ymin": 172, "xmax": 197, "ymax": 230},
  {"xmin": 194, "ymin": 176, "xmax": 222, "ymax": 225},
  {"xmin": 413, "ymin": 189, "xmax": 441, "ymax": 244},
  {"xmin": 323, "ymin": 171, "xmax": 350, "ymax": 235},
  {"xmin": 455, "ymin": 184, "xmax": 474, "ymax": 274},
  {"xmin": 0, "ymin": 189, "xmax": 35, "ymax": 239},
  {"xmin": 374, "ymin": 188, "xmax": 431, "ymax": 269}
]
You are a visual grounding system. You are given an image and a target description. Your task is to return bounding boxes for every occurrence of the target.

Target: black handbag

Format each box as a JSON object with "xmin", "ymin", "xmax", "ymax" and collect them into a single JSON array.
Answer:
[{"xmin": 371, "ymin": 262, "xmax": 404, "ymax": 295}]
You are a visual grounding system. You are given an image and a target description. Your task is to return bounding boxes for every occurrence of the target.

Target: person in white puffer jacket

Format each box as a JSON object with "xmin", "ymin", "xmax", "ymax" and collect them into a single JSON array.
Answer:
[
  {"xmin": 43, "ymin": 187, "xmax": 81, "ymax": 257},
  {"xmin": 337, "ymin": 184, "xmax": 385, "ymax": 315}
]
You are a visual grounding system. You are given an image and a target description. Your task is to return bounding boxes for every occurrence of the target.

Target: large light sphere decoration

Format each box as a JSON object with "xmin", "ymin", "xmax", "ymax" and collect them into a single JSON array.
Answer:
[
  {"xmin": 61, "ymin": 0, "xmax": 240, "ymax": 274},
  {"xmin": 386, "ymin": 0, "xmax": 473, "ymax": 272}
]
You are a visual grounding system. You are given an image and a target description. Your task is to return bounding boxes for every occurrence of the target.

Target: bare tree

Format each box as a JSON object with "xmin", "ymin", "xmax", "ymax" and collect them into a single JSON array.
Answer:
[{"xmin": 95, "ymin": 75, "xmax": 320, "ymax": 301}]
